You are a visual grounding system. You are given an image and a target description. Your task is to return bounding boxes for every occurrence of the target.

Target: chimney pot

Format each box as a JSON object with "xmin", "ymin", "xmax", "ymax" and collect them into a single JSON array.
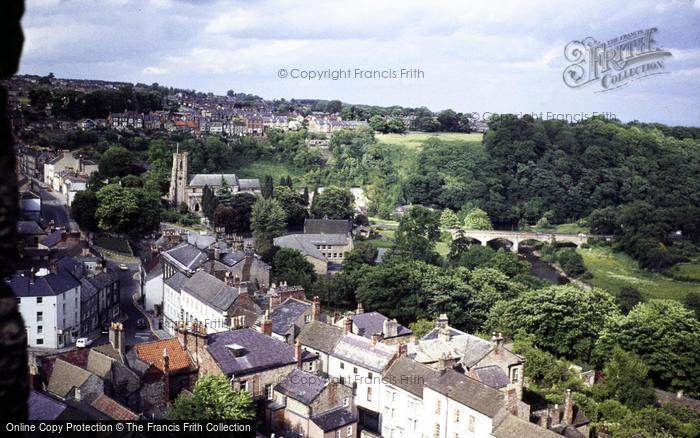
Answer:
[
  {"xmin": 311, "ymin": 296, "xmax": 321, "ymax": 321},
  {"xmin": 356, "ymin": 303, "xmax": 364, "ymax": 314},
  {"xmin": 563, "ymin": 389, "xmax": 574, "ymax": 425},
  {"xmin": 295, "ymin": 339, "xmax": 303, "ymax": 369},
  {"xmin": 261, "ymin": 310, "xmax": 272, "ymax": 336},
  {"xmin": 343, "ymin": 315, "xmax": 353, "ymax": 335}
]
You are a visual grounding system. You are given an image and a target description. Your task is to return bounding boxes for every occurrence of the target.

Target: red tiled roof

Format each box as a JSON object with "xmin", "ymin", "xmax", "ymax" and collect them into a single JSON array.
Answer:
[
  {"xmin": 134, "ymin": 338, "xmax": 194, "ymax": 374},
  {"xmin": 91, "ymin": 394, "xmax": 139, "ymax": 420}
]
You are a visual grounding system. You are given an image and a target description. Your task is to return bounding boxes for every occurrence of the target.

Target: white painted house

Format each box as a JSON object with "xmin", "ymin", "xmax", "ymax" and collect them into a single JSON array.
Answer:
[{"xmin": 8, "ymin": 269, "xmax": 81, "ymax": 349}]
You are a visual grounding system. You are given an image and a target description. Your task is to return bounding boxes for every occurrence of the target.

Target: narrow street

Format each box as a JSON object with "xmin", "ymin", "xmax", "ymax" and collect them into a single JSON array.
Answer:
[{"xmin": 106, "ymin": 260, "xmax": 158, "ymax": 346}]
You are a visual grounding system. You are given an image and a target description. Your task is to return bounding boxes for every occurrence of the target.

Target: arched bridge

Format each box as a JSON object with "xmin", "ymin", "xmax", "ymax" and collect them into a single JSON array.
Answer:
[{"xmin": 452, "ymin": 229, "xmax": 604, "ymax": 253}]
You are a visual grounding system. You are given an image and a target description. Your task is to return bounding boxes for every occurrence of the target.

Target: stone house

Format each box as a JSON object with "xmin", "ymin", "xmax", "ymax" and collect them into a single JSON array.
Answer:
[
  {"xmin": 298, "ymin": 321, "xmax": 344, "ymax": 377},
  {"xmin": 267, "ymin": 368, "xmax": 357, "ymax": 438},
  {"xmin": 335, "ymin": 304, "xmax": 412, "ymax": 345},
  {"xmin": 264, "ymin": 296, "xmax": 323, "ymax": 344},
  {"xmin": 408, "ymin": 314, "xmax": 525, "ymax": 399},
  {"xmin": 47, "ymin": 358, "xmax": 103, "ymax": 403}
]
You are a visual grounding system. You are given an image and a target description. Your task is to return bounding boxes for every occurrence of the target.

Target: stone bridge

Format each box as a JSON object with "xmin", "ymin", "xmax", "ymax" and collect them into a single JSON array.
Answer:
[{"xmin": 452, "ymin": 229, "xmax": 598, "ymax": 253}]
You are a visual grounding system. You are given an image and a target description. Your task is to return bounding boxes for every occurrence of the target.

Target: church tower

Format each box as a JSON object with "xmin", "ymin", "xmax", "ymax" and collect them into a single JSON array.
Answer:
[{"xmin": 169, "ymin": 150, "xmax": 189, "ymax": 206}]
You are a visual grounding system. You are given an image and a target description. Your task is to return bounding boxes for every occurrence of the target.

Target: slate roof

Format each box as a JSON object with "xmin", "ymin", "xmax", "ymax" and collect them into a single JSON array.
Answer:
[
  {"xmin": 206, "ymin": 328, "xmax": 317, "ymax": 377},
  {"xmin": 181, "ymin": 270, "xmax": 239, "ymax": 312},
  {"xmin": 134, "ymin": 338, "xmax": 195, "ymax": 374},
  {"xmin": 87, "ymin": 269, "xmax": 119, "ymax": 291},
  {"xmin": 352, "ymin": 311, "xmax": 411, "ymax": 339},
  {"xmin": 298, "ymin": 321, "xmax": 343, "ymax": 354},
  {"xmin": 163, "ymin": 242, "xmax": 208, "ymax": 272},
  {"xmin": 80, "ymin": 279, "xmax": 98, "ymax": 301},
  {"xmin": 186, "ymin": 232, "xmax": 216, "ymax": 250},
  {"xmin": 86, "ymin": 348, "xmax": 116, "ymax": 379},
  {"xmin": 28, "ymin": 390, "xmax": 67, "ymax": 421},
  {"xmin": 7, "ymin": 271, "xmax": 80, "ymax": 298},
  {"xmin": 164, "ymin": 271, "xmax": 188, "ymax": 291},
  {"xmin": 410, "ymin": 326, "xmax": 493, "ymax": 366},
  {"xmin": 304, "ymin": 219, "xmax": 352, "ymax": 235},
  {"xmin": 274, "ymin": 369, "xmax": 327, "ymax": 404},
  {"xmin": 426, "ymin": 368, "xmax": 504, "ymax": 417},
  {"xmin": 474, "ymin": 365, "xmax": 509, "ymax": 389},
  {"xmin": 17, "ymin": 220, "xmax": 44, "ymax": 235},
  {"xmin": 188, "ymin": 174, "xmax": 238, "ymax": 187},
  {"xmin": 383, "ymin": 356, "xmax": 436, "ymax": 398},
  {"xmin": 47, "ymin": 359, "xmax": 93, "ymax": 398},
  {"xmin": 273, "ymin": 235, "xmax": 326, "ymax": 260},
  {"xmin": 91, "ymin": 394, "xmax": 139, "ymax": 420},
  {"xmin": 332, "ymin": 334, "xmax": 397, "ymax": 373},
  {"xmin": 238, "ymin": 178, "xmax": 261, "ymax": 190},
  {"xmin": 304, "ymin": 233, "xmax": 349, "ymax": 246},
  {"xmin": 270, "ymin": 298, "xmax": 311, "ymax": 335},
  {"xmin": 492, "ymin": 415, "xmax": 561, "ymax": 438},
  {"xmin": 41, "ymin": 229, "xmax": 64, "ymax": 247},
  {"xmin": 311, "ymin": 407, "xmax": 357, "ymax": 431}
]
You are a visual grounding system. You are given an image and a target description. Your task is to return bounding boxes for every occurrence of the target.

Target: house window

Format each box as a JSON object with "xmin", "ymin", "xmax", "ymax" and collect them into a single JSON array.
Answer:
[
  {"xmin": 512, "ymin": 367, "xmax": 519, "ymax": 382},
  {"xmin": 36, "ymin": 312, "xmax": 43, "ymax": 322},
  {"xmin": 408, "ymin": 418, "xmax": 418, "ymax": 431},
  {"xmin": 37, "ymin": 297, "xmax": 42, "ymax": 304},
  {"xmin": 16, "ymin": 298, "xmax": 20, "ymax": 304},
  {"xmin": 343, "ymin": 397, "xmax": 350, "ymax": 407},
  {"xmin": 340, "ymin": 362, "xmax": 345, "ymax": 369},
  {"xmin": 468, "ymin": 415, "xmax": 475, "ymax": 432},
  {"xmin": 435, "ymin": 400, "xmax": 441, "ymax": 414},
  {"xmin": 242, "ymin": 381, "xmax": 250, "ymax": 393},
  {"xmin": 308, "ymin": 361, "xmax": 315, "ymax": 372},
  {"xmin": 347, "ymin": 426, "xmax": 352, "ymax": 437},
  {"xmin": 36, "ymin": 338, "xmax": 44, "ymax": 345},
  {"xmin": 340, "ymin": 377, "xmax": 345, "ymax": 385},
  {"xmin": 367, "ymin": 371, "xmax": 372, "ymax": 379},
  {"xmin": 335, "ymin": 431, "xmax": 341, "ymax": 438},
  {"xmin": 304, "ymin": 315, "xmax": 311, "ymax": 323},
  {"xmin": 265, "ymin": 384, "xmax": 273, "ymax": 399},
  {"xmin": 366, "ymin": 387, "xmax": 372, "ymax": 402},
  {"xmin": 37, "ymin": 326, "xmax": 43, "ymax": 334},
  {"xmin": 353, "ymin": 367, "xmax": 357, "ymax": 374},
  {"xmin": 433, "ymin": 423, "xmax": 440, "ymax": 438},
  {"xmin": 454, "ymin": 408, "xmax": 460, "ymax": 423}
]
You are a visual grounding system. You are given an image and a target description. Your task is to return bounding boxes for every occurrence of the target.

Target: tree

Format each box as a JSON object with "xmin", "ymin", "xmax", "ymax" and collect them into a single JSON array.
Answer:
[
  {"xmin": 557, "ymin": 249, "xmax": 586, "ymax": 277},
  {"xmin": 99, "ymin": 145, "xmax": 134, "ymax": 178},
  {"xmin": 272, "ymin": 248, "xmax": 317, "ymax": 291},
  {"xmin": 310, "ymin": 187, "xmax": 354, "ymax": 220},
  {"xmin": 456, "ymin": 244, "xmax": 495, "ymax": 269},
  {"xmin": 251, "ymin": 197, "xmax": 287, "ymax": 254},
  {"xmin": 595, "ymin": 299, "xmax": 700, "ymax": 397},
  {"xmin": 409, "ymin": 319, "xmax": 435, "ymax": 339},
  {"xmin": 226, "ymin": 193, "xmax": 257, "ymax": 233},
  {"xmin": 617, "ymin": 286, "xmax": 644, "ymax": 314},
  {"xmin": 201, "ymin": 184, "xmax": 218, "ymax": 220},
  {"xmin": 169, "ymin": 375, "xmax": 254, "ymax": 420},
  {"xmin": 95, "ymin": 184, "xmax": 139, "ymax": 233},
  {"xmin": 463, "ymin": 207, "xmax": 493, "ymax": 230},
  {"xmin": 70, "ymin": 190, "xmax": 98, "ymax": 230},
  {"xmin": 486, "ymin": 285, "xmax": 620, "ymax": 360},
  {"xmin": 326, "ymin": 100, "xmax": 342, "ymax": 114},
  {"xmin": 591, "ymin": 347, "xmax": 656, "ymax": 409},
  {"xmin": 439, "ymin": 209, "xmax": 460, "ymax": 229},
  {"xmin": 683, "ymin": 292, "xmax": 700, "ymax": 320},
  {"xmin": 394, "ymin": 206, "xmax": 440, "ymax": 262},
  {"xmin": 261, "ymin": 175, "xmax": 274, "ymax": 199},
  {"xmin": 274, "ymin": 186, "xmax": 307, "ymax": 227}
]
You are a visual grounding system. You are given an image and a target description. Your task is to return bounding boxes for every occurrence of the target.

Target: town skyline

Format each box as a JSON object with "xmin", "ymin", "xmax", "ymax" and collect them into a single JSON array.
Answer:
[{"xmin": 19, "ymin": 0, "xmax": 700, "ymax": 126}]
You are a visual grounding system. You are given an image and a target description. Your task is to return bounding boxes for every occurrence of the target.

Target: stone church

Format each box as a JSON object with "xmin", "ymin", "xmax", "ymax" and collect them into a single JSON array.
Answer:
[{"xmin": 168, "ymin": 151, "xmax": 261, "ymax": 212}]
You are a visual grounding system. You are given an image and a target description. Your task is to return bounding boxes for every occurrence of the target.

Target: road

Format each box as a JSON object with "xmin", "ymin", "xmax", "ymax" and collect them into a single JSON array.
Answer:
[
  {"xmin": 106, "ymin": 260, "xmax": 158, "ymax": 346},
  {"xmin": 40, "ymin": 189, "xmax": 71, "ymax": 229}
]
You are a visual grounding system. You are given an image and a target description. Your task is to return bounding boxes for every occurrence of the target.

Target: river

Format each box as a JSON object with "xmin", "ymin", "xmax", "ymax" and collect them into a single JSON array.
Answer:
[{"xmin": 520, "ymin": 246, "xmax": 569, "ymax": 285}]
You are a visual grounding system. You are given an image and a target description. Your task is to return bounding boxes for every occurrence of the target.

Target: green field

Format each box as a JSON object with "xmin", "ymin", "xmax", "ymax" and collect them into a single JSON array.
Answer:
[
  {"xmin": 376, "ymin": 132, "xmax": 483, "ymax": 178},
  {"xmin": 94, "ymin": 235, "xmax": 132, "ymax": 255},
  {"xmin": 528, "ymin": 222, "xmax": 589, "ymax": 234},
  {"xmin": 234, "ymin": 160, "xmax": 306, "ymax": 186},
  {"xmin": 664, "ymin": 258, "xmax": 700, "ymax": 282},
  {"xmin": 578, "ymin": 247, "xmax": 700, "ymax": 301}
]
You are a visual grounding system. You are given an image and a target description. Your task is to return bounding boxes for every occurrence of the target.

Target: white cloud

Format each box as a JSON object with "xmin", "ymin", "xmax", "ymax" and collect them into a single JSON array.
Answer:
[{"xmin": 142, "ymin": 66, "xmax": 169, "ymax": 75}]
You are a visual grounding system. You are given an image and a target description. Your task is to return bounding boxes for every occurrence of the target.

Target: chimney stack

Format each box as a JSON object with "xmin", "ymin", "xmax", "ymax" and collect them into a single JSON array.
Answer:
[
  {"xmin": 437, "ymin": 326, "xmax": 450, "ymax": 342},
  {"xmin": 163, "ymin": 348, "xmax": 170, "ymax": 401},
  {"xmin": 261, "ymin": 311, "xmax": 272, "ymax": 336},
  {"xmin": 295, "ymin": 339, "xmax": 303, "ymax": 369},
  {"xmin": 343, "ymin": 315, "xmax": 353, "ymax": 335},
  {"xmin": 506, "ymin": 384, "xmax": 518, "ymax": 416},
  {"xmin": 371, "ymin": 333, "xmax": 383, "ymax": 345},
  {"xmin": 213, "ymin": 245, "xmax": 220, "ymax": 260},
  {"xmin": 311, "ymin": 296, "xmax": 321, "ymax": 321},
  {"xmin": 356, "ymin": 303, "xmax": 364, "ymax": 314},
  {"xmin": 437, "ymin": 313, "xmax": 448, "ymax": 329},
  {"xmin": 491, "ymin": 332, "xmax": 504, "ymax": 353},
  {"xmin": 383, "ymin": 319, "xmax": 398, "ymax": 338},
  {"xmin": 437, "ymin": 352, "xmax": 454, "ymax": 370},
  {"xmin": 398, "ymin": 343, "xmax": 407, "ymax": 357},
  {"xmin": 109, "ymin": 322, "xmax": 125, "ymax": 355},
  {"xmin": 224, "ymin": 271, "xmax": 235, "ymax": 287},
  {"xmin": 563, "ymin": 389, "xmax": 574, "ymax": 425},
  {"xmin": 49, "ymin": 260, "xmax": 59, "ymax": 275}
]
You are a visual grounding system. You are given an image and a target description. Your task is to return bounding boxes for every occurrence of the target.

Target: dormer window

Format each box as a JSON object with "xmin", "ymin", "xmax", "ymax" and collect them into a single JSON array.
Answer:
[{"xmin": 225, "ymin": 343, "xmax": 246, "ymax": 357}]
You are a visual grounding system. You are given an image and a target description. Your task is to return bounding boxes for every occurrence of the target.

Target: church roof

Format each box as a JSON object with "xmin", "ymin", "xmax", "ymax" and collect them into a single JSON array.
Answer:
[{"xmin": 187, "ymin": 174, "xmax": 238, "ymax": 187}]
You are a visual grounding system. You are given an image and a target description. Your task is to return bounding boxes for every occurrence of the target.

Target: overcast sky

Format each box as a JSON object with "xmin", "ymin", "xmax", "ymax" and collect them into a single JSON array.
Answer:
[{"xmin": 19, "ymin": 0, "xmax": 700, "ymax": 126}]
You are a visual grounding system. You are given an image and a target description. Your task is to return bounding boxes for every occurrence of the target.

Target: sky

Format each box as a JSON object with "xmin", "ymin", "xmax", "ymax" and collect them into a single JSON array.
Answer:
[{"xmin": 18, "ymin": 0, "xmax": 700, "ymax": 126}]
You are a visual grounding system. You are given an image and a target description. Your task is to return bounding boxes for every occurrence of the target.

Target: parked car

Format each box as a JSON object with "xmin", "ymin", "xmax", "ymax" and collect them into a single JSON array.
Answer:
[
  {"xmin": 136, "ymin": 318, "xmax": 147, "ymax": 329},
  {"xmin": 118, "ymin": 263, "xmax": 129, "ymax": 271},
  {"xmin": 76, "ymin": 337, "xmax": 92, "ymax": 348}
]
